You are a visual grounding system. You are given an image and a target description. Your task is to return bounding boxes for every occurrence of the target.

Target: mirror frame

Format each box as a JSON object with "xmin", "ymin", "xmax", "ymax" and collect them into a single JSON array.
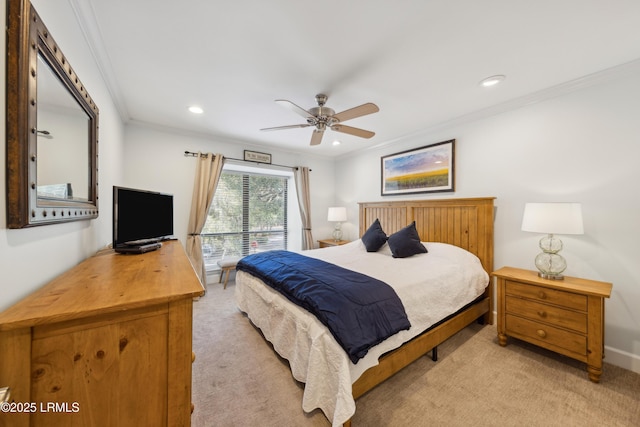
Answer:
[{"xmin": 6, "ymin": 0, "xmax": 99, "ymax": 228}]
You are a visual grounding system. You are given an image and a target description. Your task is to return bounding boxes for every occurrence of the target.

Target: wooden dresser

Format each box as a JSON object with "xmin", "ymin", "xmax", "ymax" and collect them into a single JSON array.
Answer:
[
  {"xmin": 0, "ymin": 241, "xmax": 204, "ymax": 427},
  {"xmin": 492, "ymin": 266, "xmax": 612, "ymax": 383}
]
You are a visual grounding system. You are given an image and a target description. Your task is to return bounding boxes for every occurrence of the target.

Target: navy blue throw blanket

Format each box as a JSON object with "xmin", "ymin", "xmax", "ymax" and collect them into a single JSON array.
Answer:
[{"xmin": 237, "ymin": 250, "xmax": 411, "ymax": 363}]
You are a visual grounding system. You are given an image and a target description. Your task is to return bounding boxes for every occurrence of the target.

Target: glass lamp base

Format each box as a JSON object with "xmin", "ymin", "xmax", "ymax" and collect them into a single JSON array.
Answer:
[
  {"xmin": 332, "ymin": 223, "xmax": 343, "ymax": 242},
  {"xmin": 534, "ymin": 250, "xmax": 567, "ymax": 280}
]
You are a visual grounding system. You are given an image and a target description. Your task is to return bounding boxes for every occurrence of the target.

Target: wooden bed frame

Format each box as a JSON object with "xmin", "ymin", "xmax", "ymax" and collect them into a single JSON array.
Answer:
[{"xmin": 346, "ymin": 197, "xmax": 495, "ymax": 426}]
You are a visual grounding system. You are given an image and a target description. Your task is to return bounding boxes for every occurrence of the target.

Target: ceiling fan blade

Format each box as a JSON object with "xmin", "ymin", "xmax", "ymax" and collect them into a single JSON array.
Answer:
[
  {"xmin": 331, "ymin": 124, "xmax": 375, "ymax": 139},
  {"xmin": 275, "ymin": 99, "xmax": 315, "ymax": 120},
  {"xmin": 260, "ymin": 123, "xmax": 312, "ymax": 131},
  {"xmin": 332, "ymin": 102, "xmax": 379, "ymax": 122},
  {"xmin": 310, "ymin": 129, "xmax": 324, "ymax": 146}
]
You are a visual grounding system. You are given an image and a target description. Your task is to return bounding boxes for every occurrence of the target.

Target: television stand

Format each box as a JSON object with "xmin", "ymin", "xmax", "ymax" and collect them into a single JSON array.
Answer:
[
  {"xmin": 0, "ymin": 241, "xmax": 205, "ymax": 426},
  {"xmin": 115, "ymin": 242, "xmax": 162, "ymax": 254}
]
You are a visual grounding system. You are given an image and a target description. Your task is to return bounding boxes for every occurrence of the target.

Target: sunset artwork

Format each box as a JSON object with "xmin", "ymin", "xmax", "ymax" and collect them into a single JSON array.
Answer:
[{"xmin": 381, "ymin": 140, "xmax": 455, "ymax": 195}]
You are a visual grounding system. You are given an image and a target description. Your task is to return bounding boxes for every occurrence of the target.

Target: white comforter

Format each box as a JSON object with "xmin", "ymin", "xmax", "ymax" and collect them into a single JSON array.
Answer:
[{"xmin": 234, "ymin": 240, "xmax": 489, "ymax": 426}]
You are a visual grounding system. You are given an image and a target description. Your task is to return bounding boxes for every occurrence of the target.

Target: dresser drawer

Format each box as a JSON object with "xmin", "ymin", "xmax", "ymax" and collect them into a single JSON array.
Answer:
[
  {"xmin": 505, "ymin": 295, "xmax": 587, "ymax": 333},
  {"xmin": 506, "ymin": 314, "xmax": 586, "ymax": 355},
  {"xmin": 506, "ymin": 280, "xmax": 587, "ymax": 311}
]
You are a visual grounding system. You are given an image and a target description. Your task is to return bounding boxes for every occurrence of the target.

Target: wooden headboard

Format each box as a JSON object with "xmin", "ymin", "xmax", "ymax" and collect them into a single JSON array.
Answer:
[{"xmin": 359, "ymin": 197, "xmax": 495, "ymax": 274}]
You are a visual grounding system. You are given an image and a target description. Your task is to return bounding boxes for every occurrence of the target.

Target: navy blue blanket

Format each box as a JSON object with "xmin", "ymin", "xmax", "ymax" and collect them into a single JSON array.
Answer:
[{"xmin": 237, "ymin": 250, "xmax": 411, "ymax": 363}]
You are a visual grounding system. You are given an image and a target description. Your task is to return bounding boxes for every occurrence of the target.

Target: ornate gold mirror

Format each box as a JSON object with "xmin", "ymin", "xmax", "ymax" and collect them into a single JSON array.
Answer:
[{"xmin": 6, "ymin": 0, "xmax": 99, "ymax": 228}]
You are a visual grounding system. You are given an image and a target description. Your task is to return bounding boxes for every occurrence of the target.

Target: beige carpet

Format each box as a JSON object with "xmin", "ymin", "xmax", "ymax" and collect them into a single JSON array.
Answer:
[{"xmin": 192, "ymin": 279, "xmax": 640, "ymax": 427}]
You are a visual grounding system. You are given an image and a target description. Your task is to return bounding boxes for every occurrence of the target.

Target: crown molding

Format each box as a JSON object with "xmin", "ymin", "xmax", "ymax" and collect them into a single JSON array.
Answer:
[
  {"xmin": 352, "ymin": 57, "xmax": 640, "ymax": 159},
  {"xmin": 64, "ymin": 1, "xmax": 640, "ymax": 160},
  {"xmin": 69, "ymin": 0, "xmax": 130, "ymax": 121},
  {"xmin": 125, "ymin": 119, "xmax": 336, "ymax": 162}
]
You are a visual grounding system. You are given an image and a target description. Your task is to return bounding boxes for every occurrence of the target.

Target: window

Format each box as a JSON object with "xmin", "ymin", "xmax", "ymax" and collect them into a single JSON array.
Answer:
[{"xmin": 202, "ymin": 166, "xmax": 289, "ymax": 272}]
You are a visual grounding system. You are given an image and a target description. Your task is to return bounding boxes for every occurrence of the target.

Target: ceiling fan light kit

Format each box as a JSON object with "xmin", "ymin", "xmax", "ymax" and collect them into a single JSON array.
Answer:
[{"xmin": 261, "ymin": 94, "xmax": 379, "ymax": 146}]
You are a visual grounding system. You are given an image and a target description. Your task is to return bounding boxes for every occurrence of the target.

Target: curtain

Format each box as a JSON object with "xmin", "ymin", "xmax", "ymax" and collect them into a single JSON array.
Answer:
[
  {"xmin": 186, "ymin": 152, "xmax": 225, "ymax": 285},
  {"xmin": 294, "ymin": 166, "xmax": 314, "ymax": 250}
]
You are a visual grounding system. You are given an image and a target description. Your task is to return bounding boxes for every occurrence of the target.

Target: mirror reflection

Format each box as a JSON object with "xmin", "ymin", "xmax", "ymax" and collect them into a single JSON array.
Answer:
[{"xmin": 36, "ymin": 54, "xmax": 90, "ymax": 201}]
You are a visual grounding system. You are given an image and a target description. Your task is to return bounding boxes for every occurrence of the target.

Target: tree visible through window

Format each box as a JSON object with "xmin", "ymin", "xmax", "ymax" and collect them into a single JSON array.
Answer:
[{"xmin": 202, "ymin": 169, "xmax": 288, "ymax": 272}]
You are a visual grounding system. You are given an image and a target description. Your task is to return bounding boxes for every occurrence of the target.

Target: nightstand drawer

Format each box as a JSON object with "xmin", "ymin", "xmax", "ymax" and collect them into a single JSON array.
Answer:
[
  {"xmin": 506, "ymin": 314, "xmax": 586, "ymax": 355},
  {"xmin": 506, "ymin": 280, "xmax": 587, "ymax": 311},
  {"xmin": 505, "ymin": 295, "xmax": 587, "ymax": 333}
]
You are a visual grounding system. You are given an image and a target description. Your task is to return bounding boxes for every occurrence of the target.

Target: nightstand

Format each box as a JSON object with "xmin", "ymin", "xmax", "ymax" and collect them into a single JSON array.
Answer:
[
  {"xmin": 317, "ymin": 239, "xmax": 349, "ymax": 248},
  {"xmin": 492, "ymin": 266, "xmax": 612, "ymax": 383}
]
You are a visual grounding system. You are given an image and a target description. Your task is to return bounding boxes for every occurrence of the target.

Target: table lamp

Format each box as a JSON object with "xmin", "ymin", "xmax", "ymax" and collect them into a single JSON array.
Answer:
[
  {"xmin": 327, "ymin": 207, "xmax": 347, "ymax": 241},
  {"xmin": 521, "ymin": 202, "xmax": 584, "ymax": 280}
]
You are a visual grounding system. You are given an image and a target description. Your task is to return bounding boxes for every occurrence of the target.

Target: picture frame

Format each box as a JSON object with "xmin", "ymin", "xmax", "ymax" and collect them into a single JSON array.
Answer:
[
  {"xmin": 381, "ymin": 139, "xmax": 455, "ymax": 196},
  {"xmin": 244, "ymin": 150, "xmax": 272, "ymax": 164}
]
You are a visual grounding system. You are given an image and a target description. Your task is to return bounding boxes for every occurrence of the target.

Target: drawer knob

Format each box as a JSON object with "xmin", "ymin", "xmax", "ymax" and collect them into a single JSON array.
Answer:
[
  {"xmin": 537, "ymin": 311, "xmax": 547, "ymax": 318},
  {"xmin": 536, "ymin": 329, "xmax": 547, "ymax": 338},
  {"xmin": 538, "ymin": 291, "xmax": 547, "ymax": 299}
]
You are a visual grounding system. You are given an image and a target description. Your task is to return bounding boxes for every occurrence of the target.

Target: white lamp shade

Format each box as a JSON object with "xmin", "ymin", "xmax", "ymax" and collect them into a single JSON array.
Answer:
[
  {"xmin": 521, "ymin": 203, "xmax": 584, "ymax": 235},
  {"xmin": 327, "ymin": 207, "xmax": 347, "ymax": 222}
]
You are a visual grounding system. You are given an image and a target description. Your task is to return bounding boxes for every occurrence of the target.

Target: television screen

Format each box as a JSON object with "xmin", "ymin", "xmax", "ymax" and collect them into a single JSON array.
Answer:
[{"xmin": 113, "ymin": 186, "xmax": 174, "ymax": 250}]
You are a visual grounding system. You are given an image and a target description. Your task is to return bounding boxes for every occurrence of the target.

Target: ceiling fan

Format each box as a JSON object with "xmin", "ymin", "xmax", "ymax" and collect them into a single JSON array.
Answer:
[{"xmin": 260, "ymin": 94, "xmax": 379, "ymax": 146}]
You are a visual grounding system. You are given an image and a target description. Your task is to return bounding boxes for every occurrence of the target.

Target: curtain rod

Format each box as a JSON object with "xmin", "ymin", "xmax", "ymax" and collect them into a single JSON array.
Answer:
[{"xmin": 183, "ymin": 151, "xmax": 310, "ymax": 171}]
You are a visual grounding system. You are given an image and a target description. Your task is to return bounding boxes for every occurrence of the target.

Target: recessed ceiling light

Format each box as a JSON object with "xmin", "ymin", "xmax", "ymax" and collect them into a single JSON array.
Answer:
[
  {"xmin": 188, "ymin": 106, "xmax": 204, "ymax": 114},
  {"xmin": 480, "ymin": 75, "xmax": 506, "ymax": 87}
]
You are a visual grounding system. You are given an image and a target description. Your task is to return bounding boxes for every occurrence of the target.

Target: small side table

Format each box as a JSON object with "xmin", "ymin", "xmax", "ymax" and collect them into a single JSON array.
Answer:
[
  {"xmin": 492, "ymin": 266, "xmax": 612, "ymax": 382},
  {"xmin": 217, "ymin": 257, "xmax": 241, "ymax": 289},
  {"xmin": 317, "ymin": 239, "xmax": 349, "ymax": 248}
]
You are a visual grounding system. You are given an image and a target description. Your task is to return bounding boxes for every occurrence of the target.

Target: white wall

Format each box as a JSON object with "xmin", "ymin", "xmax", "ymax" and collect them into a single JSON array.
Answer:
[
  {"xmin": 121, "ymin": 123, "xmax": 337, "ymax": 251},
  {"xmin": 0, "ymin": 0, "xmax": 125, "ymax": 310},
  {"xmin": 335, "ymin": 71, "xmax": 640, "ymax": 373}
]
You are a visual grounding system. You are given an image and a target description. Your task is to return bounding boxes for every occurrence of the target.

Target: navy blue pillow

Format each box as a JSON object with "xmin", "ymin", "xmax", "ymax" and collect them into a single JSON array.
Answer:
[
  {"xmin": 387, "ymin": 221, "xmax": 428, "ymax": 258},
  {"xmin": 361, "ymin": 219, "xmax": 388, "ymax": 252}
]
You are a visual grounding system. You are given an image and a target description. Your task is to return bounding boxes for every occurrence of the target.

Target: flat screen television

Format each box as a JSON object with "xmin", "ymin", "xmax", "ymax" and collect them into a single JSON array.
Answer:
[{"xmin": 112, "ymin": 186, "xmax": 174, "ymax": 253}]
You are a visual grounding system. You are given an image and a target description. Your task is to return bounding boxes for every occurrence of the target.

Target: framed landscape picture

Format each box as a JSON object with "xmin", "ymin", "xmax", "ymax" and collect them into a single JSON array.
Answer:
[{"xmin": 381, "ymin": 139, "xmax": 455, "ymax": 196}]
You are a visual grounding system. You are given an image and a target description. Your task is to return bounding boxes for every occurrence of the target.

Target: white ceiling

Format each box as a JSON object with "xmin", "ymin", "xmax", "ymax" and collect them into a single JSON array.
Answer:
[{"xmin": 73, "ymin": 0, "xmax": 640, "ymax": 157}]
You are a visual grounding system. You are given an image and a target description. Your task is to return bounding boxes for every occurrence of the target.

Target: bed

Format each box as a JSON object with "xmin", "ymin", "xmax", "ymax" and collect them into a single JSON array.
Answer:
[{"xmin": 234, "ymin": 197, "xmax": 495, "ymax": 426}]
